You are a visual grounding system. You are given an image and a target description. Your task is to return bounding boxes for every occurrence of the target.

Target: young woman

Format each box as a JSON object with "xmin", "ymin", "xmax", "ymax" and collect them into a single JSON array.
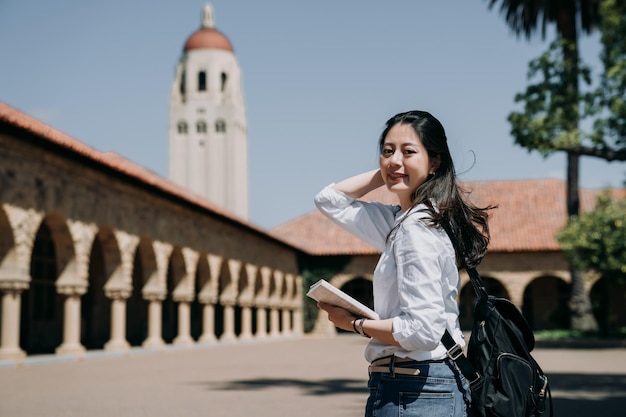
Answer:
[{"xmin": 314, "ymin": 110, "xmax": 491, "ymax": 417}]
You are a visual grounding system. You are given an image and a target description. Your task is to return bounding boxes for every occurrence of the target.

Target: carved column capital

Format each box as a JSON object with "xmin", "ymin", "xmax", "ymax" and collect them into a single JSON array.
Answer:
[
  {"xmin": 173, "ymin": 294, "xmax": 195, "ymax": 303},
  {"xmin": 143, "ymin": 291, "xmax": 166, "ymax": 302},
  {"xmin": 270, "ymin": 270, "xmax": 284, "ymax": 303},
  {"xmin": 182, "ymin": 247, "xmax": 199, "ymax": 278},
  {"xmin": 198, "ymin": 293, "xmax": 217, "ymax": 304},
  {"xmin": 219, "ymin": 258, "xmax": 241, "ymax": 305},
  {"xmin": 281, "ymin": 273, "xmax": 295, "ymax": 307},
  {"xmin": 152, "ymin": 241, "xmax": 173, "ymax": 276},
  {"xmin": 67, "ymin": 219, "xmax": 98, "ymax": 283},
  {"xmin": 147, "ymin": 240, "xmax": 173, "ymax": 298},
  {"xmin": 3, "ymin": 203, "xmax": 43, "ymax": 279},
  {"xmin": 0, "ymin": 280, "xmax": 28, "ymax": 292},
  {"xmin": 255, "ymin": 266, "xmax": 273, "ymax": 307},
  {"xmin": 238, "ymin": 263, "xmax": 258, "ymax": 305},
  {"xmin": 57, "ymin": 284, "xmax": 87, "ymax": 297},
  {"xmin": 104, "ymin": 288, "xmax": 132, "ymax": 300}
]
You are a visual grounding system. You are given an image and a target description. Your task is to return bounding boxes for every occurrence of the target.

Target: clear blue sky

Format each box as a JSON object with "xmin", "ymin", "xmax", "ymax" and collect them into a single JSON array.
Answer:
[{"xmin": 1, "ymin": 0, "xmax": 623, "ymax": 229}]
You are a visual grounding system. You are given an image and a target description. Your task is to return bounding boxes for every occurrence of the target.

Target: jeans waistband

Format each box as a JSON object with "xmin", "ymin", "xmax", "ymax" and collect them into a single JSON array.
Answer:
[{"xmin": 368, "ymin": 355, "xmax": 448, "ymax": 376}]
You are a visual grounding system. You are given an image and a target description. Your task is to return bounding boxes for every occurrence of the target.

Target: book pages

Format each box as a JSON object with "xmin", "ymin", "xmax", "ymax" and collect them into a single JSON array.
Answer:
[{"xmin": 306, "ymin": 279, "xmax": 379, "ymax": 320}]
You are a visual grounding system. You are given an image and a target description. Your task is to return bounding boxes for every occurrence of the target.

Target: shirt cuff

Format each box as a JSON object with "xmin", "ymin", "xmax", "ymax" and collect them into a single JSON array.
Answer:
[{"xmin": 392, "ymin": 316, "xmax": 439, "ymax": 351}]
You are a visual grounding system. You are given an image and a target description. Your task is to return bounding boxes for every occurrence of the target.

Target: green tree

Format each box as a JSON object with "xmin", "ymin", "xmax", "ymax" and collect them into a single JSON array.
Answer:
[
  {"xmin": 557, "ymin": 193, "xmax": 626, "ymax": 279},
  {"xmin": 592, "ymin": 0, "xmax": 626, "ymax": 155},
  {"xmin": 556, "ymin": 192, "xmax": 626, "ymax": 334},
  {"xmin": 486, "ymin": 0, "xmax": 609, "ymax": 331}
]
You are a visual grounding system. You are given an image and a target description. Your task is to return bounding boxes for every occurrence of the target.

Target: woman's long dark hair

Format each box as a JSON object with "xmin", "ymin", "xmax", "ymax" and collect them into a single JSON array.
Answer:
[{"xmin": 379, "ymin": 110, "xmax": 494, "ymax": 269}]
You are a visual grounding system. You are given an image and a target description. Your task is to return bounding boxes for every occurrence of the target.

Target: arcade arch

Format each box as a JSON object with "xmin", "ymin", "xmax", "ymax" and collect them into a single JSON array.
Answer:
[
  {"xmin": 522, "ymin": 276, "xmax": 569, "ymax": 330},
  {"xmin": 590, "ymin": 277, "xmax": 626, "ymax": 336}
]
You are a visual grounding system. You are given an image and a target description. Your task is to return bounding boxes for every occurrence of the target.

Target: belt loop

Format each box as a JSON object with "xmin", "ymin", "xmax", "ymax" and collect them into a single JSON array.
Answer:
[{"xmin": 389, "ymin": 355, "xmax": 396, "ymax": 377}]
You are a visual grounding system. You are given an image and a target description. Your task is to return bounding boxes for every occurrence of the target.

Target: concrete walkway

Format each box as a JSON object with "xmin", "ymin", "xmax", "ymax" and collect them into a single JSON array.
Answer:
[{"xmin": 0, "ymin": 335, "xmax": 625, "ymax": 417}]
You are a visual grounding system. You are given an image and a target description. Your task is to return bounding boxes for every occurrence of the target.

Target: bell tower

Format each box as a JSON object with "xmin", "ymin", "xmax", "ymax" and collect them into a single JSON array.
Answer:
[{"xmin": 168, "ymin": 4, "xmax": 248, "ymax": 219}]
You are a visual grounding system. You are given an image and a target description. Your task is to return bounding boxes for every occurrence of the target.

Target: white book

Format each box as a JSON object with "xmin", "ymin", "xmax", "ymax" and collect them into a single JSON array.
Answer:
[{"xmin": 306, "ymin": 279, "xmax": 379, "ymax": 320}]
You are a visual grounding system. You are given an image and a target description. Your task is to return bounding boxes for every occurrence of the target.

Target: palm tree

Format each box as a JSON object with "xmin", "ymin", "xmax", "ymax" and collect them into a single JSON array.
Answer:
[{"xmin": 486, "ymin": 0, "xmax": 602, "ymax": 332}]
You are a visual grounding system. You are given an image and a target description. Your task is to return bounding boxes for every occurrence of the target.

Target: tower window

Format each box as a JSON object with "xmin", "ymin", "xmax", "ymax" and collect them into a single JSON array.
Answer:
[
  {"xmin": 198, "ymin": 71, "xmax": 207, "ymax": 91},
  {"xmin": 180, "ymin": 71, "xmax": 186, "ymax": 95},
  {"xmin": 197, "ymin": 120, "xmax": 207, "ymax": 134},
  {"xmin": 215, "ymin": 120, "xmax": 226, "ymax": 133},
  {"xmin": 177, "ymin": 121, "xmax": 188, "ymax": 134},
  {"xmin": 221, "ymin": 72, "xmax": 228, "ymax": 92}
]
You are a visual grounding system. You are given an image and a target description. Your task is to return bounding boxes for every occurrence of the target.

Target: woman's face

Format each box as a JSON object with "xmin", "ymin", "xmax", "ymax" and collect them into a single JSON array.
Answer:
[{"xmin": 379, "ymin": 123, "xmax": 439, "ymax": 211}]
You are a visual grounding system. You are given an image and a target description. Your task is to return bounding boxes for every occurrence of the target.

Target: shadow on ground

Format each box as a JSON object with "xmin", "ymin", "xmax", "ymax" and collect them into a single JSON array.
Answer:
[
  {"xmin": 548, "ymin": 373, "xmax": 626, "ymax": 415},
  {"xmin": 199, "ymin": 372, "xmax": 626, "ymax": 414},
  {"xmin": 200, "ymin": 378, "xmax": 366, "ymax": 396}
]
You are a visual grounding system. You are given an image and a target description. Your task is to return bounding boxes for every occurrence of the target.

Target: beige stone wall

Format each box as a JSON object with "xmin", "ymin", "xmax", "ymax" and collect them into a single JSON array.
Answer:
[
  {"xmin": 463, "ymin": 251, "xmax": 571, "ymax": 307},
  {"xmin": 1, "ymin": 133, "xmax": 291, "ymax": 268}
]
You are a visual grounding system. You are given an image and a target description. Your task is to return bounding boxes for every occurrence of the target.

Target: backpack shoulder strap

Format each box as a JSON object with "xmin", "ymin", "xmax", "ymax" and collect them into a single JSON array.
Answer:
[
  {"xmin": 442, "ymin": 329, "xmax": 481, "ymax": 387},
  {"xmin": 442, "ymin": 266, "xmax": 484, "ymax": 388}
]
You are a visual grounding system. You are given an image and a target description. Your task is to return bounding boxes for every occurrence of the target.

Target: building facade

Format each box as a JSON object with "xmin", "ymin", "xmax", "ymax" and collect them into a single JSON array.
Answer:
[
  {"xmin": 168, "ymin": 4, "xmax": 248, "ymax": 219},
  {"xmin": 0, "ymin": 103, "xmax": 300, "ymax": 363},
  {"xmin": 274, "ymin": 183, "xmax": 626, "ymax": 336}
]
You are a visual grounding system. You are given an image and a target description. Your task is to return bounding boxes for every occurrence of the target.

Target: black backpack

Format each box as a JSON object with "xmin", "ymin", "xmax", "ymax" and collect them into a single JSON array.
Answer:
[{"xmin": 443, "ymin": 268, "xmax": 553, "ymax": 417}]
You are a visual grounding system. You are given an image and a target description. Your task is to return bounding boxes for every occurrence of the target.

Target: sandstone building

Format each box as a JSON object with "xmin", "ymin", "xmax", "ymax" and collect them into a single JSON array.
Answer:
[{"xmin": 0, "ymin": 103, "xmax": 302, "ymax": 362}]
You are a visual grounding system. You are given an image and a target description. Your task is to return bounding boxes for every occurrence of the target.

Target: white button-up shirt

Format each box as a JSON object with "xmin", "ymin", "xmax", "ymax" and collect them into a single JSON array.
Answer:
[{"xmin": 314, "ymin": 185, "xmax": 465, "ymax": 362}]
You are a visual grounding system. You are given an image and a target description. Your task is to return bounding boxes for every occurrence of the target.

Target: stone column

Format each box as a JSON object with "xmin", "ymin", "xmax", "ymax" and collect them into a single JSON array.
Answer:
[
  {"xmin": 292, "ymin": 275, "xmax": 304, "ymax": 336},
  {"xmin": 221, "ymin": 301, "xmax": 237, "ymax": 342},
  {"xmin": 238, "ymin": 263, "xmax": 258, "ymax": 340},
  {"xmin": 269, "ymin": 307, "xmax": 281, "ymax": 338},
  {"xmin": 197, "ymin": 254, "xmax": 222, "ymax": 344},
  {"xmin": 254, "ymin": 266, "xmax": 272, "ymax": 339},
  {"xmin": 255, "ymin": 306, "xmax": 268, "ymax": 339},
  {"xmin": 281, "ymin": 273, "xmax": 294, "ymax": 337},
  {"xmin": 219, "ymin": 259, "xmax": 241, "ymax": 342},
  {"xmin": 142, "ymin": 294, "xmax": 165, "ymax": 349},
  {"xmin": 173, "ymin": 297, "xmax": 194, "ymax": 346},
  {"xmin": 269, "ymin": 270, "xmax": 284, "ymax": 337},
  {"xmin": 0, "ymin": 283, "xmax": 27, "ymax": 361},
  {"xmin": 281, "ymin": 308, "xmax": 292, "ymax": 337},
  {"xmin": 102, "ymin": 230, "xmax": 138, "ymax": 352},
  {"xmin": 140, "ymin": 241, "xmax": 171, "ymax": 349},
  {"xmin": 0, "ymin": 206, "xmax": 39, "ymax": 361},
  {"xmin": 53, "ymin": 220, "xmax": 94, "ymax": 356},
  {"xmin": 173, "ymin": 248, "xmax": 198, "ymax": 347},
  {"xmin": 239, "ymin": 303, "xmax": 253, "ymax": 341},
  {"xmin": 104, "ymin": 289, "xmax": 131, "ymax": 352},
  {"xmin": 56, "ymin": 285, "xmax": 87, "ymax": 356},
  {"xmin": 198, "ymin": 300, "xmax": 217, "ymax": 344}
]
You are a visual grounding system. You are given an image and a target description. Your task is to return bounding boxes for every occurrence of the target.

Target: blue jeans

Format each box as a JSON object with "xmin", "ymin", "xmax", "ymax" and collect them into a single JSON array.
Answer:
[{"xmin": 365, "ymin": 358, "xmax": 472, "ymax": 417}]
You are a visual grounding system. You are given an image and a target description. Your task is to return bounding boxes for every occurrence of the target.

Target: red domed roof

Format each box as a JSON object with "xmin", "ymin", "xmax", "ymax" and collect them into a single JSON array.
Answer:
[{"xmin": 184, "ymin": 28, "xmax": 233, "ymax": 52}]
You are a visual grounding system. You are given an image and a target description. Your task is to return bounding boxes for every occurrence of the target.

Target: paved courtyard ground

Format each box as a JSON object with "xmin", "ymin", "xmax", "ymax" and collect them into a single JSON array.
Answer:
[{"xmin": 0, "ymin": 335, "xmax": 625, "ymax": 417}]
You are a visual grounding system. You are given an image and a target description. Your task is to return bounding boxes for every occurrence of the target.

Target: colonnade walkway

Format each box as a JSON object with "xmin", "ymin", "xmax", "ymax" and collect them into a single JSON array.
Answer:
[{"xmin": 1, "ymin": 335, "xmax": 625, "ymax": 417}]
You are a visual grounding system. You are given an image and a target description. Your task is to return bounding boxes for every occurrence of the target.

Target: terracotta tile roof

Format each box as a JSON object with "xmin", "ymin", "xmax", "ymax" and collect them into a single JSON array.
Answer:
[
  {"xmin": 273, "ymin": 180, "xmax": 624, "ymax": 256},
  {"xmin": 0, "ymin": 101, "xmax": 288, "ymax": 245}
]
